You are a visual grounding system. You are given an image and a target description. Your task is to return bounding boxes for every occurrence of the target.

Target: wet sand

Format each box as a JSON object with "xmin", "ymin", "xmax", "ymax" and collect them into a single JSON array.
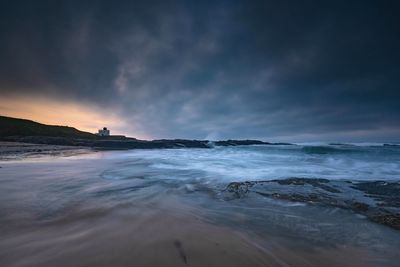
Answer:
[
  {"xmin": 0, "ymin": 199, "xmax": 386, "ymax": 267},
  {"xmin": 0, "ymin": 141, "xmax": 91, "ymax": 161}
]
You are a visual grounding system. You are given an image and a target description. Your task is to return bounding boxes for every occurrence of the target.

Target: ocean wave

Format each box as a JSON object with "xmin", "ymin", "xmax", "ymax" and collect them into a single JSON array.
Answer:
[
  {"xmin": 301, "ymin": 145, "xmax": 359, "ymax": 154},
  {"xmin": 100, "ymin": 145, "xmax": 400, "ymax": 181}
]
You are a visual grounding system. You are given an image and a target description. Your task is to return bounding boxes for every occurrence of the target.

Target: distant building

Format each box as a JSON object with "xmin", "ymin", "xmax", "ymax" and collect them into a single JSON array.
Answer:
[{"xmin": 97, "ymin": 127, "xmax": 110, "ymax": 136}]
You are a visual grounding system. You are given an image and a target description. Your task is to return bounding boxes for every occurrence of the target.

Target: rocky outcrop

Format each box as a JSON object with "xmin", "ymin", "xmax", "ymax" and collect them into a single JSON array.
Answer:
[
  {"xmin": 1, "ymin": 115, "xmax": 294, "ymax": 149},
  {"xmin": 1, "ymin": 135, "xmax": 294, "ymax": 150},
  {"xmin": 223, "ymin": 178, "xmax": 400, "ymax": 230}
]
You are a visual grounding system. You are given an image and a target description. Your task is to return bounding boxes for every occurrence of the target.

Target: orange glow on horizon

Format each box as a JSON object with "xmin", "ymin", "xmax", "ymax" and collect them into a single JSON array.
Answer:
[{"xmin": 0, "ymin": 95, "xmax": 144, "ymax": 138}]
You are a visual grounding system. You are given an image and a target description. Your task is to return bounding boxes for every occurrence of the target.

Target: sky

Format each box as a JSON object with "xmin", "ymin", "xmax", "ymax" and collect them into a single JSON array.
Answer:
[{"xmin": 1, "ymin": 0, "xmax": 399, "ymax": 142}]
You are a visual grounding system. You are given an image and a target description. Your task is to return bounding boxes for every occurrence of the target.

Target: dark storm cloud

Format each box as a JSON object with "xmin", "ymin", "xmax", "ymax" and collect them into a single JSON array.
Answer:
[{"xmin": 1, "ymin": 0, "xmax": 399, "ymax": 141}]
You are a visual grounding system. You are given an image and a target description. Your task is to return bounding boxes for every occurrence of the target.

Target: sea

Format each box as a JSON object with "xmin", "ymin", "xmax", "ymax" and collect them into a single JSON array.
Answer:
[{"xmin": 0, "ymin": 143, "xmax": 399, "ymax": 266}]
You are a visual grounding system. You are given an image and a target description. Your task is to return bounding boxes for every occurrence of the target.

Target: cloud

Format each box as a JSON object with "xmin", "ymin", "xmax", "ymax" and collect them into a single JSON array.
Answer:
[
  {"xmin": 0, "ymin": 1, "xmax": 399, "ymax": 141},
  {"xmin": 0, "ymin": 94, "xmax": 141, "ymax": 137}
]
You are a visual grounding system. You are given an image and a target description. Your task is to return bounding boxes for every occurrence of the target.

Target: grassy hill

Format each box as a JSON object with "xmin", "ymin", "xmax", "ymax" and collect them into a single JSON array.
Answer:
[
  {"xmin": 0, "ymin": 115, "xmax": 286, "ymax": 149},
  {"xmin": 0, "ymin": 115, "xmax": 97, "ymax": 139}
]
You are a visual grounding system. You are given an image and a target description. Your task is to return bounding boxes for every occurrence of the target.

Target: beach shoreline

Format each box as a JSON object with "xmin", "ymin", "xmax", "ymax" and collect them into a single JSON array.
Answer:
[
  {"xmin": 1, "ymin": 193, "xmax": 394, "ymax": 267},
  {"xmin": 0, "ymin": 141, "xmax": 93, "ymax": 161}
]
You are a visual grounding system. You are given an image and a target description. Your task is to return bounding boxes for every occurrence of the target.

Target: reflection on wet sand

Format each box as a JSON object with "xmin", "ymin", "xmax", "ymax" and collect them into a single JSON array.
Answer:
[{"xmin": 0, "ymin": 199, "xmax": 389, "ymax": 267}]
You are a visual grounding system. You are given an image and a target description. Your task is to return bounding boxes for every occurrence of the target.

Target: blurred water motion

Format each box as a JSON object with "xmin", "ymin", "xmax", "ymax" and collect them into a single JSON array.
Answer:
[{"xmin": 1, "ymin": 146, "xmax": 400, "ymax": 266}]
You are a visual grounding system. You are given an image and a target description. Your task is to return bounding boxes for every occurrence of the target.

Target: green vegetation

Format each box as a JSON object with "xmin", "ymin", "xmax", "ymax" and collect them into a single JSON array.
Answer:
[{"xmin": 0, "ymin": 116, "xmax": 97, "ymax": 139}]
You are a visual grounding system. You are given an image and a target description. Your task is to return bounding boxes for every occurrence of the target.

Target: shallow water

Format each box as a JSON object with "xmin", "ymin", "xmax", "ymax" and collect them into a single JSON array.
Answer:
[
  {"xmin": 1, "ymin": 145, "xmax": 400, "ymax": 266},
  {"xmin": 102, "ymin": 144, "xmax": 400, "ymax": 181}
]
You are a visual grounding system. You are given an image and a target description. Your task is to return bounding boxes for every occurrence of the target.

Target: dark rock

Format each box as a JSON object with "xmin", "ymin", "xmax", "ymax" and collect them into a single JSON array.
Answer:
[
  {"xmin": 301, "ymin": 145, "xmax": 358, "ymax": 155},
  {"xmin": 223, "ymin": 178, "xmax": 400, "ymax": 230},
  {"xmin": 371, "ymin": 213, "xmax": 400, "ymax": 230},
  {"xmin": 224, "ymin": 181, "xmax": 254, "ymax": 199},
  {"xmin": 270, "ymin": 142, "xmax": 294, "ymax": 145},
  {"xmin": 351, "ymin": 181, "xmax": 400, "ymax": 208},
  {"xmin": 214, "ymin": 140, "xmax": 270, "ymax": 146},
  {"xmin": 274, "ymin": 177, "xmax": 330, "ymax": 185},
  {"xmin": 273, "ymin": 178, "xmax": 341, "ymax": 193},
  {"xmin": 383, "ymin": 143, "xmax": 400, "ymax": 147},
  {"xmin": 270, "ymin": 193, "xmax": 321, "ymax": 203},
  {"xmin": 351, "ymin": 201, "xmax": 369, "ymax": 212}
]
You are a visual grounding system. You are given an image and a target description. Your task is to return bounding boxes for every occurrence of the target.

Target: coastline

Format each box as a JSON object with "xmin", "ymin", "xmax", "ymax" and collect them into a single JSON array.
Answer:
[{"xmin": 0, "ymin": 141, "xmax": 93, "ymax": 161}]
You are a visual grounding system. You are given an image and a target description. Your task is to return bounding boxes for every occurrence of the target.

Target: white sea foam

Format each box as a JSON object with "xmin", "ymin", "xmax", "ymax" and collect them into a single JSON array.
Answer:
[{"xmin": 104, "ymin": 144, "xmax": 400, "ymax": 182}]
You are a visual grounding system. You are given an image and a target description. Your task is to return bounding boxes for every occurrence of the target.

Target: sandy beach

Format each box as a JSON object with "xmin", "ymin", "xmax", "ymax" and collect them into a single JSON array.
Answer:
[
  {"xmin": 0, "ymin": 141, "xmax": 92, "ymax": 161},
  {"xmin": 0, "ymin": 195, "xmax": 388, "ymax": 267}
]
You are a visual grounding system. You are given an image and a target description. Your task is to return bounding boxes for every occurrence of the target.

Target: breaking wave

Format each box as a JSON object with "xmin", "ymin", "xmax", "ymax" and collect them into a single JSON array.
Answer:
[{"xmin": 97, "ymin": 143, "xmax": 400, "ymax": 182}]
